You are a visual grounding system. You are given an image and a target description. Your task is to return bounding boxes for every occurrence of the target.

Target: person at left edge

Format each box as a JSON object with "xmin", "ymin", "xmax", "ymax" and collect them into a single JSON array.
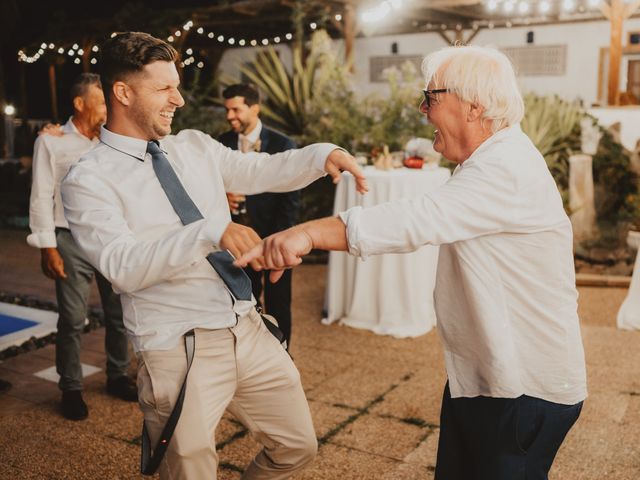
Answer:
[
  {"xmin": 60, "ymin": 32, "xmax": 367, "ymax": 479},
  {"xmin": 27, "ymin": 73, "xmax": 137, "ymax": 422}
]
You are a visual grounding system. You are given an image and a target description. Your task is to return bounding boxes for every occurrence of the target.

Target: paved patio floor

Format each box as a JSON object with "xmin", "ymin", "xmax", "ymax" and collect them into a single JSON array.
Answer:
[{"xmin": 0, "ymin": 228, "xmax": 639, "ymax": 479}]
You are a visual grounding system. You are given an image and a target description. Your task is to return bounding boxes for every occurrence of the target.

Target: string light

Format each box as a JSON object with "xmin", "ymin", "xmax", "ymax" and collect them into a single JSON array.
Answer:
[{"xmin": 335, "ymin": 14, "xmax": 342, "ymax": 21}]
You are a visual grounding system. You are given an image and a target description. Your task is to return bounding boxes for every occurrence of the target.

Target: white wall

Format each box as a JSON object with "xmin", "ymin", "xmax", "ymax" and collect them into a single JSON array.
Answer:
[
  {"xmin": 217, "ymin": 44, "xmax": 292, "ymax": 82},
  {"xmin": 218, "ymin": 18, "xmax": 640, "ymax": 105}
]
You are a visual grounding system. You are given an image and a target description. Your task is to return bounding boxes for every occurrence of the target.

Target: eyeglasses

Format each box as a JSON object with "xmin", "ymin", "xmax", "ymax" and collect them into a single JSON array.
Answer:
[{"xmin": 420, "ymin": 88, "xmax": 450, "ymax": 111}]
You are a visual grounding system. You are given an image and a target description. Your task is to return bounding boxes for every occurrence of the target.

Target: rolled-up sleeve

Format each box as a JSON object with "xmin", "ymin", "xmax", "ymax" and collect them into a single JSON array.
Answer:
[
  {"xmin": 27, "ymin": 137, "xmax": 57, "ymax": 248},
  {"xmin": 339, "ymin": 160, "xmax": 520, "ymax": 257}
]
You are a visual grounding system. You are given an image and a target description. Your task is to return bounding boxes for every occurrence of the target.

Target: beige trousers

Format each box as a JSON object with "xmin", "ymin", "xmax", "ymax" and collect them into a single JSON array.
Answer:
[{"xmin": 136, "ymin": 309, "xmax": 317, "ymax": 479}]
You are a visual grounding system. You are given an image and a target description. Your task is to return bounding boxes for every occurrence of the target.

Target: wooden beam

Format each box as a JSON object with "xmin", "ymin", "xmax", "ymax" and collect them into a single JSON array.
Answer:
[
  {"xmin": 464, "ymin": 27, "xmax": 481, "ymax": 44},
  {"xmin": 438, "ymin": 30, "xmax": 454, "ymax": 44},
  {"xmin": 427, "ymin": 5, "xmax": 486, "ymax": 20},
  {"xmin": 608, "ymin": 0, "xmax": 624, "ymax": 105},
  {"xmin": 48, "ymin": 63, "xmax": 58, "ymax": 122},
  {"xmin": 343, "ymin": 3, "xmax": 356, "ymax": 71},
  {"xmin": 624, "ymin": 0, "xmax": 640, "ymax": 18}
]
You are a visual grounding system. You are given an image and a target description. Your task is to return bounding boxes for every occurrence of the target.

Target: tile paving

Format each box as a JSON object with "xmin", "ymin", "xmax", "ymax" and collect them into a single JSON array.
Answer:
[{"xmin": 0, "ymin": 228, "xmax": 639, "ymax": 479}]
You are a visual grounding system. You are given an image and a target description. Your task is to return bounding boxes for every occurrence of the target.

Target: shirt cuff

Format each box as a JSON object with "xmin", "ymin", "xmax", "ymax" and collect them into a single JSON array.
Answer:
[
  {"xmin": 312, "ymin": 144, "xmax": 345, "ymax": 173},
  {"xmin": 26, "ymin": 231, "xmax": 57, "ymax": 249},
  {"xmin": 200, "ymin": 216, "xmax": 231, "ymax": 251},
  {"xmin": 338, "ymin": 206, "xmax": 367, "ymax": 258}
]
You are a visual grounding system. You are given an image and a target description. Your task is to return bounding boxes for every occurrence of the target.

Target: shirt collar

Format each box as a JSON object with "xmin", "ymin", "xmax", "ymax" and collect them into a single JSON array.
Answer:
[
  {"xmin": 239, "ymin": 119, "xmax": 262, "ymax": 144},
  {"xmin": 62, "ymin": 117, "xmax": 77, "ymax": 134},
  {"xmin": 463, "ymin": 123, "xmax": 522, "ymax": 165},
  {"xmin": 99, "ymin": 125, "xmax": 150, "ymax": 162}
]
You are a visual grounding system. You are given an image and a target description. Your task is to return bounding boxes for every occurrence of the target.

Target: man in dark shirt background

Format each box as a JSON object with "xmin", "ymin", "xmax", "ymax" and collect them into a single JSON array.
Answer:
[{"xmin": 218, "ymin": 84, "xmax": 299, "ymax": 346}]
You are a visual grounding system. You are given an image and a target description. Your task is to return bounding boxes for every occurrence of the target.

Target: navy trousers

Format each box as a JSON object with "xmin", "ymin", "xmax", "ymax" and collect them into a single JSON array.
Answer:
[{"xmin": 435, "ymin": 382, "xmax": 583, "ymax": 480}]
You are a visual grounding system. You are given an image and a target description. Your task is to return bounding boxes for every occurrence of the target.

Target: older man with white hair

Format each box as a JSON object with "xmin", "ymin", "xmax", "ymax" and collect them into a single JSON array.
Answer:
[{"xmin": 237, "ymin": 45, "xmax": 587, "ymax": 480}]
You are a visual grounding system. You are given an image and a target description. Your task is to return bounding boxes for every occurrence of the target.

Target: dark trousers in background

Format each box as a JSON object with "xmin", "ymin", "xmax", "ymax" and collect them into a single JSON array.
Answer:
[
  {"xmin": 55, "ymin": 229, "xmax": 129, "ymax": 391},
  {"xmin": 435, "ymin": 382, "xmax": 583, "ymax": 480},
  {"xmin": 246, "ymin": 266, "xmax": 292, "ymax": 346}
]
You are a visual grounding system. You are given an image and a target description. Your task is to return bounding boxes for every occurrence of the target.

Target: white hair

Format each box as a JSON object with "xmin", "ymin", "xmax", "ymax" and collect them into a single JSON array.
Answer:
[{"xmin": 421, "ymin": 45, "xmax": 524, "ymax": 133}]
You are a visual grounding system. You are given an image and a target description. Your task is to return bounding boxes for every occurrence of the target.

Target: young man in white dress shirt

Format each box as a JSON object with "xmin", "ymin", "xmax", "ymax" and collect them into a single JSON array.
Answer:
[
  {"xmin": 237, "ymin": 45, "xmax": 587, "ymax": 480},
  {"xmin": 60, "ymin": 32, "xmax": 367, "ymax": 479},
  {"xmin": 28, "ymin": 73, "xmax": 137, "ymax": 421}
]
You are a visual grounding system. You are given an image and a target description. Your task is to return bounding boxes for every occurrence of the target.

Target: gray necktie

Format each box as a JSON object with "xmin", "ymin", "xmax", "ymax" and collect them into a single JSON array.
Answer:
[{"xmin": 147, "ymin": 140, "xmax": 252, "ymax": 301}]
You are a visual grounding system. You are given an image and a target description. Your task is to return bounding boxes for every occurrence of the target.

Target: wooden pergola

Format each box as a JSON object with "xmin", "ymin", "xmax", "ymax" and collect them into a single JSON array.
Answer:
[
  {"xmin": 17, "ymin": 0, "xmax": 640, "ymax": 118},
  {"xmin": 187, "ymin": 0, "xmax": 640, "ymax": 105}
]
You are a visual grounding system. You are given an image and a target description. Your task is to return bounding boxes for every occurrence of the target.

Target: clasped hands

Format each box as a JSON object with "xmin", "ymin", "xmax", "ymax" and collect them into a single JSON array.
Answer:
[{"xmin": 222, "ymin": 149, "xmax": 367, "ymax": 280}]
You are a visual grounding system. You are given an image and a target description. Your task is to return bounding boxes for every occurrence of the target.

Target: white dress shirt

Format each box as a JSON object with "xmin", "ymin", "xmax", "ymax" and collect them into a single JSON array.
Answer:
[
  {"xmin": 340, "ymin": 124, "xmax": 587, "ymax": 405},
  {"xmin": 237, "ymin": 119, "xmax": 262, "ymax": 151},
  {"xmin": 61, "ymin": 126, "xmax": 334, "ymax": 352},
  {"xmin": 27, "ymin": 118, "xmax": 99, "ymax": 248}
]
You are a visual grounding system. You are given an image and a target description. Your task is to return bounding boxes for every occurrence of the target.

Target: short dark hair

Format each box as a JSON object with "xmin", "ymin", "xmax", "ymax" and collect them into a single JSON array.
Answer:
[
  {"xmin": 98, "ymin": 32, "xmax": 179, "ymax": 104},
  {"xmin": 70, "ymin": 73, "xmax": 101, "ymax": 101},
  {"xmin": 222, "ymin": 83, "xmax": 261, "ymax": 106}
]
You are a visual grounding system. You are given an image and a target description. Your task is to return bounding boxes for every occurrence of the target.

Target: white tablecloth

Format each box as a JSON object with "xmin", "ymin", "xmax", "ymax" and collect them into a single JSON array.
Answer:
[
  {"xmin": 324, "ymin": 165, "xmax": 451, "ymax": 337},
  {"xmin": 617, "ymin": 252, "xmax": 640, "ymax": 330}
]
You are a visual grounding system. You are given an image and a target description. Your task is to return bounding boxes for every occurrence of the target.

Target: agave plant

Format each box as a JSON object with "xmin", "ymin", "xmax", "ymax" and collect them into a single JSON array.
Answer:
[
  {"xmin": 521, "ymin": 94, "xmax": 585, "ymax": 188},
  {"xmin": 238, "ymin": 43, "xmax": 323, "ymax": 136}
]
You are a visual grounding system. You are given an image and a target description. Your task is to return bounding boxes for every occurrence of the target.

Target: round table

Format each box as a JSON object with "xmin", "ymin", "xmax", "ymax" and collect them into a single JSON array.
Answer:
[{"xmin": 324, "ymin": 165, "xmax": 451, "ymax": 337}]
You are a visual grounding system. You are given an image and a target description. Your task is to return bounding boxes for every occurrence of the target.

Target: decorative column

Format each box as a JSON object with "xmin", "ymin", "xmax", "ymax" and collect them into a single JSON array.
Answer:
[{"xmin": 569, "ymin": 154, "xmax": 597, "ymax": 242}]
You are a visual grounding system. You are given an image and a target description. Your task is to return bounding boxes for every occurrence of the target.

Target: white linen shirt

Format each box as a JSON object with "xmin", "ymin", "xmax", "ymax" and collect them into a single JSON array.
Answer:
[
  {"xmin": 340, "ymin": 124, "xmax": 587, "ymax": 405},
  {"xmin": 61, "ymin": 126, "xmax": 334, "ymax": 352},
  {"xmin": 27, "ymin": 118, "xmax": 99, "ymax": 248}
]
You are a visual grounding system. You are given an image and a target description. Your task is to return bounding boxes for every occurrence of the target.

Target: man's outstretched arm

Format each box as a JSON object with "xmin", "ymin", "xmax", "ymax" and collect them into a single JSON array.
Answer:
[{"xmin": 234, "ymin": 216, "xmax": 347, "ymax": 283}]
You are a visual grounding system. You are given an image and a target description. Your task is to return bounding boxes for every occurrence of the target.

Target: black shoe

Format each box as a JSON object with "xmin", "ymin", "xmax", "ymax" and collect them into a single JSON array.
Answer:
[
  {"xmin": 106, "ymin": 376, "xmax": 138, "ymax": 402},
  {"xmin": 61, "ymin": 390, "xmax": 88, "ymax": 421}
]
